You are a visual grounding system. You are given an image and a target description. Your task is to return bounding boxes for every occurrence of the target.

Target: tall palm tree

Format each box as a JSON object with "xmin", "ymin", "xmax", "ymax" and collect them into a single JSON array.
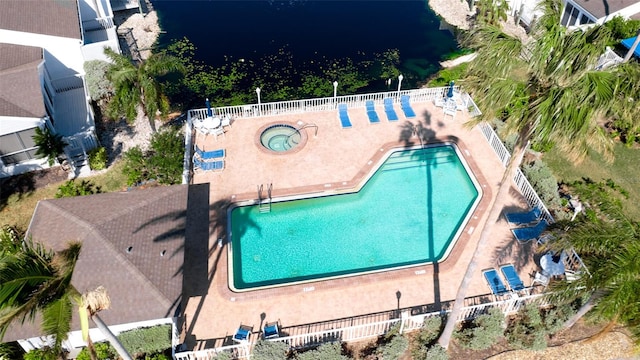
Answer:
[
  {"xmin": 0, "ymin": 240, "xmax": 132, "ymax": 359},
  {"xmin": 437, "ymin": 0, "xmax": 640, "ymax": 349},
  {"xmin": 104, "ymin": 48, "xmax": 184, "ymax": 132}
]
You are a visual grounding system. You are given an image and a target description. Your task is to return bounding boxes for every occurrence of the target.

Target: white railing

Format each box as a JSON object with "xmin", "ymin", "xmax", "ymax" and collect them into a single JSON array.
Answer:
[
  {"xmin": 186, "ymin": 86, "xmax": 481, "ymax": 123},
  {"xmin": 174, "ymin": 292, "xmax": 545, "ymax": 360},
  {"xmin": 182, "ymin": 86, "xmax": 482, "ymax": 184},
  {"xmin": 477, "ymin": 122, "xmax": 589, "ymax": 275}
]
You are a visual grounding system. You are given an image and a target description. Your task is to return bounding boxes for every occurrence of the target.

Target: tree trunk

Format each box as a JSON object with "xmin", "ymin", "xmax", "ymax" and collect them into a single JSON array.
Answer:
[
  {"xmin": 438, "ymin": 136, "xmax": 529, "ymax": 349},
  {"xmin": 91, "ymin": 314, "xmax": 133, "ymax": 360}
]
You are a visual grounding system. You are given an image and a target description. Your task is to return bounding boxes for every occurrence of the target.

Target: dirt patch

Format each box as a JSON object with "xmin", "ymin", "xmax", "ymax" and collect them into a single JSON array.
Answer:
[{"xmin": 0, "ymin": 166, "xmax": 68, "ymax": 204}]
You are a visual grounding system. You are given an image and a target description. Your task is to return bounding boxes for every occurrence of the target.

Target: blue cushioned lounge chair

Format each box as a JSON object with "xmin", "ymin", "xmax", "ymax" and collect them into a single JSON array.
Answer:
[
  {"xmin": 194, "ymin": 146, "xmax": 225, "ymax": 161},
  {"xmin": 482, "ymin": 268, "xmax": 508, "ymax": 296},
  {"xmin": 400, "ymin": 95, "xmax": 416, "ymax": 118},
  {"xmin": 338, "ymin": 103, "xmax": 352, "ymax": 128},
  {"xmin": 193, "ymin": 158, "xmax": 224, "ymax": 172},
  {"xmin": 365, "ymin": 100, "xmax": 380, "ymax": 124},
  {"xmin": 233, "ymin": 324, "xmax": 253, "ymax": 343},
  {"xmin": 383, "ymin": 98, "xmax": 399, "ymax": 121},
  {"xmin": 505, "ymin": 206, "xmax": 542, "ymax": 225},
  {"xmin": 500, "ymin": 264, "xmax": 525, "ymax": 292},
  {"xmin": 511, "ymin": 220, "xmax": 548, "ymax": 243},
  {"xmin": 263, "ymin": 321, "xmax": 280, "ymax": 339}
]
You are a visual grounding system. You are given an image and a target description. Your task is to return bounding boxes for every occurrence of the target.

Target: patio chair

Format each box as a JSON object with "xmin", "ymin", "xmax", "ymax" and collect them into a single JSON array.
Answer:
[
  {"xmin": 482, "ymin": 268, "xmax": 508, "ymax": 296},
  {"xmin": 193, "ymin": 158, "xmax": 224, "ymax": 172},
  {"xmin": 365, "ymin": 100, "xmax": 380, "ymax": 124},
  {"xmin": 400, "ymin": 95, "xmax": 416, "ymax": 118},
  {"xmin": 233, "ymin": 324, "xmax": 253, "ymax": 343},
  {"xmin": 338, "ymin": 103, "xmax": 352, "ymax": 128},
  {"xmin": 499, "ymin": 264, "xmax": 525, "ymax": 292},
  {"xmin": 220, "ymin": 115, "xmax": 233, "ymax": 130},
  {"xmin": 511, "ymin": 220, "xmax": 548, "ymax": 243},
  {"xmin": 383, "ymin": 98, "xmax": 399, "ymax": 121},
  {"xmin": 211, "ymin": 127, "xmax": 225, "ymax": 140},
  {"xmin": 263, "ymin": 321, "xmax": 280, "ymax": 339},
  {"xmin": 504, "ymin": 206, "xmax": 542, "ymax": 226},
  {"xmin": 194, "ymin": 146, "xmax": 225, "ymax": 161},
  {"xmin": 532, "ymin": 271, "xmax": 550, "ymax": 287}
]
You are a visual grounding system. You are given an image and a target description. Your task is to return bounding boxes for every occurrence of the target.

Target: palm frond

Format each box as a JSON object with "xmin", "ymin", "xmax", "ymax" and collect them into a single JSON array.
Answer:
[{"xmin": 41, "ymin": 295, "xmax": 73, "ymax": 351}]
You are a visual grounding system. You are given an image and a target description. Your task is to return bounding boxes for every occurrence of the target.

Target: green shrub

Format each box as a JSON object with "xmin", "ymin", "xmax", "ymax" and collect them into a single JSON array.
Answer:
[
  {"xmin": 603, "ymin": 16, "xmax": 640, "ymax": 41},
  {"xmin": 22, "ymin": 347, "xmax": 58, "ymax": 360},
  {"xmin": 295, "ymin": 343, "xmax": 348, "ymax": 360},
  {"xmin": 521, "ymin": 160, "xmax": 562, "ymax": 210},
  {"xmin": 118, "ymin": 324, "xmax": 172, "ymax": 357},
  {"xmin": 212, "ymin": 351, "xmax": 233, "ymax": 360},
  {"xmin": 454, "ymin": 307, "xmax": 504, "ymax": 350},
  {"xmin": 412, "ymin": 315, "xmax": 443, "ymax": 359},
  {"xmin": 427, "ymin": 63, "xmax": 469, "ymax": 87},
  {"xmin": 505, "ymin": 304, "xmax": 548, "ymax": 350},
  {"xmin": 251, "ymin": 340, "xmax": 289, "ymax": 360},
  {"xmin": 425, "ymin": 344, "xmax": 449, "ymax": 360},
  {"xmin": 122, "ymin": 128, "xmax": 184, "ymax": 187},
  {"xmin": 544, "ymin": 303, "xmax": 577, "ymax": 335},
  {"xmin": 84, "ymin": 60, "xmax": 113, "ymax": 101},
  {"xmin": 378, "ymin": 334, "xmax": 409, "ymax": 360},
  {"xmin": 55, "ymin": 179, "xmax": 102, "ymax": 198},
  {"xmin": 88, "ymin": 146, "xmax": 108, "ymax": 170},
  {"xmin": 75, "ymin": 342, "xmax": 117, "ymax": 360},
  {"xmin": 145, "ymin": 353, "xmax": 171, "ymax": 360}
]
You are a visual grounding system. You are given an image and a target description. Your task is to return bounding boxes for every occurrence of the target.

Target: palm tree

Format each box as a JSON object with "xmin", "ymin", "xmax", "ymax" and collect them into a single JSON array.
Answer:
[
  {"xmin": 0, "ymin": 239, "xmax": 132, "ymax": 359},
  {"xmin": 104, "ymin": 48, "xmax": 184, "ymax": 132},
  {"xmin": 437, "ymin": 0, "xmax": 640, "ymax": 349},
  {"xmin": 33, "ymin": 126, "xmax": 67, "ymax": 166},
  {"xmin": 544, "ymin": 184, "xmax": 640, "ymax": 343}
]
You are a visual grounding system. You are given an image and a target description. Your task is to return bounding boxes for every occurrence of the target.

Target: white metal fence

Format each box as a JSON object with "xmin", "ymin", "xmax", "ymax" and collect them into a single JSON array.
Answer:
[{"xmin": 174, "ymin": 292, "xmax": 546, "ymax": 360}]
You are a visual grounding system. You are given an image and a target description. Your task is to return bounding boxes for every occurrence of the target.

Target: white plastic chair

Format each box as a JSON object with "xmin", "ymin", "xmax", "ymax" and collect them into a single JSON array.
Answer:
[
  {"xmin": 221, "ymin": 115, "xmax": 232, "ymax": 129},
  {"xmin": 211, "ymin": 127, "xmax": 225, "ymax": 140}
]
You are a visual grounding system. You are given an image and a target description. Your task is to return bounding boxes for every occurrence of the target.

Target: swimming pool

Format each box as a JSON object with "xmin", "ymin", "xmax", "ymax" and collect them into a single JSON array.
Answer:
[{"xmin": 228, "ymin": 144, "xmax": 481, "ymax": 291}]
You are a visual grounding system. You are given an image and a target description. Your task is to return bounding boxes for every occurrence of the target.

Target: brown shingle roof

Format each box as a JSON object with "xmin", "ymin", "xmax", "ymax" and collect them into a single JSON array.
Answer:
[
  {"xmin": 0, "ymin": 0, "xmax": 81, "ymax": 39},
  {"xmin": 572, "ymin": 0, "xmax": 640, "ymax": 19},
  {"xmin": 4, "ymin": 185, "xmax": 200, "ymax": 342},
  {"xmin": 0, "ymin": 44, "xmax": 45, "ymax": 118}
]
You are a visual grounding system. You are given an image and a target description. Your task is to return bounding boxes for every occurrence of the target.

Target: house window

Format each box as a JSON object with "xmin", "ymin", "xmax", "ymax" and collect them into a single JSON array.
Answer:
[
  {"xmin": 0, "ymin": 128, "xmax": 39, "ymax": 165},
  {"xmin": 580, "ymin": 14, "xmax": 594, "ymax": 24},
  {"xmin": 561, "ymin": 3, "xmax": 574, "ymax": 25}
]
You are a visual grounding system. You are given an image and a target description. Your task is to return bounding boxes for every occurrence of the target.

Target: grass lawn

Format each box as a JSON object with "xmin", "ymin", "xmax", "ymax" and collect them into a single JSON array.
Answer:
[
  {"xmin": 1, "ymin": 161, "xmax": 129, "ymax": 232},
  {"xmin": 544, "ymin": 142, "xmax": 640, "ymax": 219}
]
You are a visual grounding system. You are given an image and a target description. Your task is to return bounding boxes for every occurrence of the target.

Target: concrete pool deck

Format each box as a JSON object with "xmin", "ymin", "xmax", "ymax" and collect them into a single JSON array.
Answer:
[{"xmin": 183, "ymin": 100, "xmax": 538, "ymax": 349}]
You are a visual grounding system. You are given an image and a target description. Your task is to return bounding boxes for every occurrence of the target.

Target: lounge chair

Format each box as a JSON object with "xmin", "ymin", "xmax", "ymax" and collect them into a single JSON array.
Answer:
[
  {"xmin": 482, "ymin": 268, "xmax": 508, "ymax": 296},
  {"xmin": 194, "ymin": 146, "xmax": 225, "ymax": 161},
  {"xmin": 263, "ymin": 321, "xmax": 280, "ymax": 339},
  {"xmin": 505, "ymin": 206, "xmax": 542, "ymax": 225},
  {"xmin": 499, "ymin": 264, "xmax": 525, "ymax": 292},
  {"xmin": 383, "ymin": 98, "xmax": 399, "ymax": 121},
  {"xmin": 365, "ymin": 100, "xmax": 380, "ymax": 124},
  {"xmin": 338, "ymin": 103, "xmax": 352, "ymax": 128},
  {"xmin": 233, "ymin": 324, "xmax": 253, "ymax": 343},
  {"xmin": 193, "ymin": 158, "xmax": 224, "ymax": 172},
  {"xmin": 511, "ymin": 220, "xmax": 548, "ymax": 243},
  {"xmin": 400, "ymin": 95, "xmax": 416, "ymax": 118}
]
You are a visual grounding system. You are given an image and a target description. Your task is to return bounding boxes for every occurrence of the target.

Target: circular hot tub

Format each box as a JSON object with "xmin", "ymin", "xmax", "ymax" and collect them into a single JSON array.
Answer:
[{"xmin": 259, "ymin": 124, "xmax": 303, "ymax": 152}]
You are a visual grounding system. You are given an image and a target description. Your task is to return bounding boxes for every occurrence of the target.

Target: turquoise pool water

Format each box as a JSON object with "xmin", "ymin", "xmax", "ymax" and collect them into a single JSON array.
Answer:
[{"xmin": 229, "ymin": 145, "xmax": 481, "ymax": 291}]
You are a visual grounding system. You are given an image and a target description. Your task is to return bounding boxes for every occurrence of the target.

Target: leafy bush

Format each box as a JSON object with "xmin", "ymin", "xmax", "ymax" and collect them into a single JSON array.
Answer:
[
  {"xmin": 424, "ymin": 344, "xmax": 449, "ymax": 360},
  {"xmin": 521, "ymin": 160, "xmax": 562, "ymax": 210},
  {"xmin": 88, "ymin": 146, "xmax": 108, "ymax": 170},
  {"xmin": 295, "ymin": 343, "xmax": 348, "ymax": 360},
  {"xmin": 84, "ymin": 60, "xmax": 113, "ymax": 101},
  {"xmin": 144, "ymin": 353, "xmax": 171, "ymax": 360},
  {"xmin": 505, "ymin": 304, "xmax": 548, "ymax": 350},
  {"xmin": 412, "ymin": 315, "xmax": 443, "ymax": 359},
  {"xmin": 122, "ymin": 128, "xmax": 185, "ymax": 186},
  {"xmin": 378, "ymin": 334, "xmax": 409, "ymax": 360},
  {"xmin": 23, "ymin": 347, "xmax": 58, "ymax": 360},
  {"xmin": 75, "ymin": 342, "xmax": 117, "ymax": 360},
  {"xmin": 454, "ymin": 307, "xmax": 504, "ymax": 350},
  {"xmin": 118, "ymin": 324, "xmax": 172, "ymax": 357},
  {"xmin": 55, "ymin": 179, "xmax": 102, "ymax": 198},
  {"xmin": 603, "ymin": 16, "xmax": 640, "ymax": 41},
  {"xmin": 251, "ymin": 340, "xmax": 289, "ymax": 360}
]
